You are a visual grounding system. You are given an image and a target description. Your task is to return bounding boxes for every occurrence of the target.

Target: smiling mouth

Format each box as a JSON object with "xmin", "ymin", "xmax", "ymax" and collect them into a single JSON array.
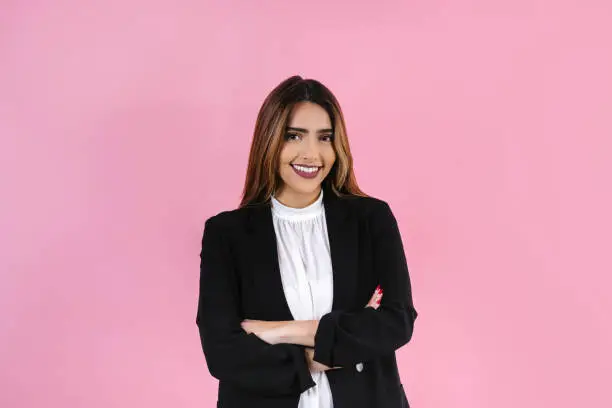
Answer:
[{"xmin": 291, "ymin": 164, "xmax": 322, "ymax": 179}]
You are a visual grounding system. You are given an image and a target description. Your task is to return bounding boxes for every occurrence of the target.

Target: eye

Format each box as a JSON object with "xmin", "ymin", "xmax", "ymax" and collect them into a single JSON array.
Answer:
[
  {"xmin": 320, "ymin": 134, "xmax": 334, "ymax": 142},
  {"xmin": 284, "ymin": 133, "xmax": 301, "ymax": 141}
]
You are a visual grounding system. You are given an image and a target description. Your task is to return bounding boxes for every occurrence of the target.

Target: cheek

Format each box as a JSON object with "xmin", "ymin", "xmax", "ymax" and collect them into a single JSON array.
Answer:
[
  {"xmin": 279, "ymin": 144, "xmax": 296, "ymax": 164},
  {"xmin": 277, "ymin": 148, "xmax": 294, "ymax": 179},
  {"xmin": 324, "ymin": 147, "xmax": 337, "ymax": 166},
  {"xmin": 277, "ymin": 165, "xmax": 293, "ymax": 186}
]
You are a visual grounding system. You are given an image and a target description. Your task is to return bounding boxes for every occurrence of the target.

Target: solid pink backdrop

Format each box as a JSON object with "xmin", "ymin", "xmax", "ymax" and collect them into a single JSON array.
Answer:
[{"xmin": 1, "ymin": 1, "xmax": 611, "ymax": 407}]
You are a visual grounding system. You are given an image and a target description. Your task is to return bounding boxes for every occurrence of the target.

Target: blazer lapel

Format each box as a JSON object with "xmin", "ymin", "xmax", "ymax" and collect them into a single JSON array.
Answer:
[
  {"xmin": 245, "ymin": 203, "xmax": 294, "ymax": 320},
  {"xmin": 244, "ymin": 187, "xmax": 360, "ymax": 319},
  {"xmin": 323, "ymin": 190, "xmax": 359, "ymax": 312}
]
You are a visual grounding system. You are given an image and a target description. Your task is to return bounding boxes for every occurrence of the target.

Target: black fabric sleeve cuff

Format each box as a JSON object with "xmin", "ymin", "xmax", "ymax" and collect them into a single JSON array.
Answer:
[
  {"xmin": 289, "ymin": 345, "xmax": 317, "ymax": 393},
  {"xmin": 312, "ymin": 311, "xmax": 341, "ymax": 367}
]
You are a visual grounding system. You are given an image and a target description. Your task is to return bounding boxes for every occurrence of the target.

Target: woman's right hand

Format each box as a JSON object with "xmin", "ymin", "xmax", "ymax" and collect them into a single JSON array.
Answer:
[{"xmin": 306, "ymin": 286, "xmax": 384, "ymax": 371}]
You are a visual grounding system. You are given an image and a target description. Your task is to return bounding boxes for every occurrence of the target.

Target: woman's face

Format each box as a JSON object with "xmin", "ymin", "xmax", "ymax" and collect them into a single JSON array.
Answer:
[{"xmin": 276, "ymin": 102, "xmax": 336, "ymax": 205}]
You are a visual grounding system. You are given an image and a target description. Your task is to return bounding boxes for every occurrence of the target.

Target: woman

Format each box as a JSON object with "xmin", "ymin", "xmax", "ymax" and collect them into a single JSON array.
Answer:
[{"xmin": 196, "ymin": 76, "xmax": 418, "ymax": 408}]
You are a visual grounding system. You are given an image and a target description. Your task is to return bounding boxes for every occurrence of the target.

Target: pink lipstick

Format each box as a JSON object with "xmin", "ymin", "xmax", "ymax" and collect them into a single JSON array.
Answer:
[{"xmin": 291, "ymin": 164, "xmax": 321, "ymax": 179}]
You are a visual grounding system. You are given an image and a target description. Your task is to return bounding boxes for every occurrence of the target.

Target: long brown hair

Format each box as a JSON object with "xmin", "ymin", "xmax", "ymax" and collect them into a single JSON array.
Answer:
[{"xmin": 239, "ymin": 76, "xmax": 367, "ymax": 208}]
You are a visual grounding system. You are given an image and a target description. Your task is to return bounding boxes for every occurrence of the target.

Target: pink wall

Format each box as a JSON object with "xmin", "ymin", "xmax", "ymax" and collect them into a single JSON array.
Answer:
[{"xmin": 1, "ymin": 1, "xmax": 611, "ymax": 407}]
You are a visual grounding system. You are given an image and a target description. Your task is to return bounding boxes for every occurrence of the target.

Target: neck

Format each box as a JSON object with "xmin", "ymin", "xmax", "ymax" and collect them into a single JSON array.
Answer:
[{"xmin": 274, "ymin": 186, "xmax": 322, "ymax": 209}]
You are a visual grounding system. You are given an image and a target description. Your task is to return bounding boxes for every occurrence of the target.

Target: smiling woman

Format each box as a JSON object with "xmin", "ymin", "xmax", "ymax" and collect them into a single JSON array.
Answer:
[
  {"xmin": 196, "ymin": 76, "xmax": 418, "ymax": 408},
  {"xmin": 277, "ymin": 102, "xmax": 337, "ymax": 200},
  {"xmin": 239, "ymin": 76, "xmax": 365, "ymax": 208}
]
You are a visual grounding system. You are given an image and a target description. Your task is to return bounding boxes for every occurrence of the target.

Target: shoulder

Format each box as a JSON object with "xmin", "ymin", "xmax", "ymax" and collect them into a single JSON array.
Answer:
[
  {"xmin": 336, "ymin": 194, "xmax": 394, "ymax": 219},
  {"xmin": 338, "ymin": 195, "xmax": 402, "ymax": 239},
  {"xmin": 204, "ymin": 205, "xmax": 252, "ymax": 231}
]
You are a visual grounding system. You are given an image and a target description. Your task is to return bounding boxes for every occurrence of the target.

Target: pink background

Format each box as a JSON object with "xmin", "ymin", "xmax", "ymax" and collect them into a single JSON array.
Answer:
[{"xmin": 1, "ymin": 1, "xmax": 611, "ymax": 407}]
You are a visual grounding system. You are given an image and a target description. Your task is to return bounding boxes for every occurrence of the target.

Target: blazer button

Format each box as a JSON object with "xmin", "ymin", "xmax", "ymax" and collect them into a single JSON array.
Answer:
[{"xmin": 355, "ymin": 362, "xmax": 364, "ymax": 372}]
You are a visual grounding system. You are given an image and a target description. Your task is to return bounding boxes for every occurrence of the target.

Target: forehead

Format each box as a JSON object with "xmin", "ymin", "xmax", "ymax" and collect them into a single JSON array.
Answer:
[{"xmin": 288, "ymin": 102, "xmax": 332, "ymax": 128}]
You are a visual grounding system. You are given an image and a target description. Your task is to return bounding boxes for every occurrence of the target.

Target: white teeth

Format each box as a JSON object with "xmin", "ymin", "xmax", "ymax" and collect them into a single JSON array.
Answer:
[{"xmin": 293, "ymin": 165, "xmax": 319, "ymax": 173}]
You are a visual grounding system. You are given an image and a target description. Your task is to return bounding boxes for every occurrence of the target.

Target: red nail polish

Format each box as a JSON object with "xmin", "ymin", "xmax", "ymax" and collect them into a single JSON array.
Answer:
[{"xmin": 376, "ymin": 285, "xmax": 381, "ymax": 291}]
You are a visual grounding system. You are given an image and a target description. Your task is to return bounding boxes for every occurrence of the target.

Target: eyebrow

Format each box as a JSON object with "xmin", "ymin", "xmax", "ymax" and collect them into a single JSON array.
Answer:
[{"xmin": 286, "ymin": 127, "xmax": 333, "ymax": 134}]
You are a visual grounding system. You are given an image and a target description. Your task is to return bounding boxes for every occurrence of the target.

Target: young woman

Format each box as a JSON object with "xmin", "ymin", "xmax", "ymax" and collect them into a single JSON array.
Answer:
[{"xmin": 196, "ymin": 76, "xmax": 418, "ymax": 408}]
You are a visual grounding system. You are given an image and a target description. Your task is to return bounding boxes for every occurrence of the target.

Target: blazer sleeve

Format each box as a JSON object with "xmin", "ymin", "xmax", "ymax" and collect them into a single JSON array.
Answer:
[
  {"xmin": 196, "ymin": 216, "xmax": 316, "ymax": 396},
  {"xmin": 313, "ymin": 201, "xmax": 418, "ymax": 367}
]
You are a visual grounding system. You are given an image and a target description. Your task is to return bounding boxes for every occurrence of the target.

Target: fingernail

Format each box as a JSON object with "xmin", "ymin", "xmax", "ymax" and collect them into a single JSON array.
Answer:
[{"xmin": 376, "ymin": 285, "xmax": 381, "ymax": 292}]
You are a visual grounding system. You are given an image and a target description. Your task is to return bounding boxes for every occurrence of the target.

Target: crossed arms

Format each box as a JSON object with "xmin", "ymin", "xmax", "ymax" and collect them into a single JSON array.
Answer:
[{"xmin": 195, "ymin": 202, "xmax": 417, "ymax": 396}]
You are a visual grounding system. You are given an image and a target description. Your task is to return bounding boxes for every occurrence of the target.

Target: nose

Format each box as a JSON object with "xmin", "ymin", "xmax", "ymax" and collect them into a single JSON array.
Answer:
[{"xmin": 299, "ymin": 136, "xmax": 320, "ymax": 160}]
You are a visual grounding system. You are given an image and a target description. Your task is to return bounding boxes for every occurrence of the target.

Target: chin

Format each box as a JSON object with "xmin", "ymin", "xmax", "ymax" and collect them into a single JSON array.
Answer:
[
  {"xmin": 290, "ymin": 183, "xmax": 322, "ymax": 195},
  {"xmin": 279, "ymin": 167, "xmax": 330, "ymax": 196},
  {"xmin": 282, "ymin": 177, "xmax": 323, "ymax": 196}
]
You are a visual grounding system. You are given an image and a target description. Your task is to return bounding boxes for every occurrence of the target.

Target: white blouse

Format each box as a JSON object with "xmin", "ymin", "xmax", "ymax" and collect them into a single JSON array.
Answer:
[{"xmin": 270, "ymin": 190, "xmax": 335, "ymax": 408}]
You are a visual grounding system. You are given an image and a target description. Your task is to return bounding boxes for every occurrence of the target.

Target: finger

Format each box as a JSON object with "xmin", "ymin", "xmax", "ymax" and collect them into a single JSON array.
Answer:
[
  {"xmin": 376, "ymin": 288, "xmax": 384, "ymax": 307},
  {"xmin": 370, "ymin": 289, "xmax": 383, "ymax": 309},
  {"xmin": 366, "ymin": 285, "xmax": 382, "ymax": 308},
  {"xmin": 367, "ymin": 288, "xmax": 379, "ymax": 307}
]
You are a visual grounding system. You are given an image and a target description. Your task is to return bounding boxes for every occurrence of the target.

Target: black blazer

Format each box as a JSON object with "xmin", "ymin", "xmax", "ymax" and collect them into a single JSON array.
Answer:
[{"xmin": 196, "ymin": 186, "xmax": 418, "ymax": 408}]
